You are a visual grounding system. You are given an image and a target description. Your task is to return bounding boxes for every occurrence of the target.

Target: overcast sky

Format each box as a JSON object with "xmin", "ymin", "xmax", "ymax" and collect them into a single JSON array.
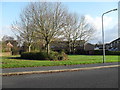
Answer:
[{"xmin": 0, "ymin": 1, "xmax": 118, "ymax": 44}]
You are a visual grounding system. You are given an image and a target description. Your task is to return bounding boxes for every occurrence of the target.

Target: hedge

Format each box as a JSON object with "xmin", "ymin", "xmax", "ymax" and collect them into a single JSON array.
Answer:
[
  {"xmin": 21, "ymin": 51, "xmax": 68, "ymax": 60},
  {"xmin": 70, "ymin": 50, "xmax": 120, "ymax": 55},
  {"xmin": 94, "ymin": 50, "xmax": 120, "ymax": 55}
]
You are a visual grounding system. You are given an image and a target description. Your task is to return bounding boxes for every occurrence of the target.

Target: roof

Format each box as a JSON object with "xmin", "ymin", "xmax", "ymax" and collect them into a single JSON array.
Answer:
[
  {"xmin": 110, "ymin": 38, "xmax": 120, "ymax": 43},
  {"xmin": 7, "ymin": 42, "xmax": 13, "ymax": 47}
]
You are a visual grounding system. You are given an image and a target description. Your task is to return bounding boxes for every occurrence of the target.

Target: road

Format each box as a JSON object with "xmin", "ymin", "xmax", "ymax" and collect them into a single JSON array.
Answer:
[{"xmin": 2, "ymin": 67, "xmax": 118, "ymax": 88}]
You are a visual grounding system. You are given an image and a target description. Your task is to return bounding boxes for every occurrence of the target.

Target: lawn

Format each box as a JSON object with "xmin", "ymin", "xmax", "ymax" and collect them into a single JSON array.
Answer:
[{"xmin": 1, "ymin": 55, "xmax": 119, "ymax": 68}]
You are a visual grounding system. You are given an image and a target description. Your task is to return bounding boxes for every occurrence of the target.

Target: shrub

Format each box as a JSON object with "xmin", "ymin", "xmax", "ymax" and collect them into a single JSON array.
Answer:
[
  {"xmin": 21, "ymin": 51, "xmax": 49, "ymax": 60},
  {"xmin": 58, "ymin": 51, "xmax": 68, "ymax": 60},
  {"xmin": 48, "ymin": 51, "xmax": 59, "ymax": 60},
  {"xmin": 19, "ymin": 49, "xmax": 26, "ymax": 55},
  {"xmin": 11, "ymin": 47, "xmax": 19, "ymax": 55},
  {"xmin": 94, "ymin": 50, "xmax": 102, "ymax": 55},
  {"xmin": 105, "ymin": 51, "xmax": 120, "ymax": 55},
  {"xmin": 21, "ymin": 51, "xmax": 68, "ymax": 60}
]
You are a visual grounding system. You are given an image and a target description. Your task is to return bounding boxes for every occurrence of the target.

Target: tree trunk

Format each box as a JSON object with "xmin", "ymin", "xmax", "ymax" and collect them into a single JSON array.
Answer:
[
  {"xmin": 71, "ymin": 41, "xmax": 76, "ymax": 54},
  {"xmin": 46, "ymin": 43, "xmax": 50, "ymax": 54},
  {"xmin": 73, "ymin": 43, "xmax": 76, "ymax": 54},
  {"xmin": 28, "ymin": 45, "xmax": 31, "ymax": 52},
  {"xmin": 68, "ymin": 41, "xmax": 71, "ymax": 54}
]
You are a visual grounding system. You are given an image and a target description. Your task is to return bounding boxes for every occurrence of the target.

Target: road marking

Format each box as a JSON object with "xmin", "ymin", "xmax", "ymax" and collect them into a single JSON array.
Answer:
[{"xmin": 1, "ymin": 65, "xmax": 120, "ymax": 76}]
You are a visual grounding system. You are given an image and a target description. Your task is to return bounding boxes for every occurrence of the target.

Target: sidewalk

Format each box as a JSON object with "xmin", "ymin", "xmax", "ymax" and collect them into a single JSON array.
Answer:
[{"xmin": 2, "ymin": 62, "xmax": 119, "ymax": 73}]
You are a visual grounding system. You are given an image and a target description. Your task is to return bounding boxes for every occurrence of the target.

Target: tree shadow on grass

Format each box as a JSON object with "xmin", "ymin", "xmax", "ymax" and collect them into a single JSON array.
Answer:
[
  {"xmin": 7, "ymin": 56, "xmax": 67, "ymax": 61},
  {"xmin": 7, "ymin": 56, "xmax": 50, "ymax": 61},
  {"xmin": 8, "ymin": 56, "xmax": 23, "ymax": 59}
]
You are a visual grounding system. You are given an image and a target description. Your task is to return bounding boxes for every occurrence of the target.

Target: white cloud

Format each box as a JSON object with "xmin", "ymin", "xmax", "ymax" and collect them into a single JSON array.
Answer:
[
  {"xmin": 85, "ymin": 15, "xmax": 118, "ymax": 44},
  {"xmin": 0, "ymin": 25, "xmax": 15, "ymax": 41},
  {"xmin": 85, "ymin": 15, "xmax": 113, "ymax": 30},
  {"xmin": 105, "ymin": 24, "xmax": 118, "ymax": 43}
]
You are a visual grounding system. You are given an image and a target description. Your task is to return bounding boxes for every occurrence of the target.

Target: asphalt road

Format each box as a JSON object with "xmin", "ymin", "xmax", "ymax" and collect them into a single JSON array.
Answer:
[{"xmin": 2, "ymin": 67, "xmax": 118, "ymax": 88}]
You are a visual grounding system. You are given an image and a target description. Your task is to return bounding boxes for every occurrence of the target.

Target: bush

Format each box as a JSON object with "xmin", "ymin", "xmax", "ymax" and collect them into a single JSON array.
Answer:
[
  {"xmin": 76, "ymin": 50, "xmax": 87, "ymax": 55},
  {"xmin": 105, "ymin": 51, "xmax": 120, "ymax": 55},
  {"xmin": 21, "ymin": 51, "xmax": 48, "ymax": 60},
  {"xmin": 58, "ymin": 51, "xmax": 68, "ymax": 60},
  {"xmin": 94, "ymin": 50, "xmax": 102, "ymax": 55},
  {"xmin": 19, "ymin": 49, "xmax": 26, "ymax": 55},
  {"xmin": 11, "ymin": 47, "xmax": 19, "ymax": 55},
  {"xmin": 48, "ymin": 51, "xmax": 59, "ymax": 60},
  {"xmin": 21, "ymin": 51, "xmax": 68, "ymax": 60}
]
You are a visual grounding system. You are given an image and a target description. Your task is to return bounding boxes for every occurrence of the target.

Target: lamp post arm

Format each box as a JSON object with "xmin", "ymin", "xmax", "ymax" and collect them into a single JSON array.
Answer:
[{"xmin": 103, "ymin": 9, "xmax": 117, "ymax": 15}]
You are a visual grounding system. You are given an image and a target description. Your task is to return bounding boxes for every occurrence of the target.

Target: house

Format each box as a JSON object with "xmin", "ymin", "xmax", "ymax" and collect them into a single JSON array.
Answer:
[
  {"xmin": 95, "ymin": 38, "xmax": 120, "ymax": 51},
  {"xmin": 50, "ymin": 40, "xmax": 95, "ymax": 54},
  {"xmin": 94, "ymin": 44, "xmax": 103, "ymax": 50},
  {"xmin": 108, "ymin": 38, "xmax": 120, "ymax": 51},
  {"xmin": 84, "ymin": 43, "xmax": 95, "ymax": 55},
  {"xmin": 50, "ymin": 41, "xmax": 68, "ymax": 51},
  {"xmin": 50, "ymin": 40, "xmax": 86, "ymax": 51},
  {"xmin": 84, "ymin": 43, "xmax": 95, "ymax": 51}
]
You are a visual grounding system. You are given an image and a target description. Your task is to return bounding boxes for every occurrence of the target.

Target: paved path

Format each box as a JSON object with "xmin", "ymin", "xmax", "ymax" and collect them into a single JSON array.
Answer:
[{"xmin": 2, "ymin": 62, "xmax": 118, "ymax": 73}]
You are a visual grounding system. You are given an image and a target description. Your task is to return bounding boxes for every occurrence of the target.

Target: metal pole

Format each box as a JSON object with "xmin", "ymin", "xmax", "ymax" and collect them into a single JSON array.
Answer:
[
  {"xmin": 101, "ymin": 8, "xmax": 117, "ymax": 63},
  {"xmin": 102, "ymin": 14, "xmax": 105, "ymax": 63}
]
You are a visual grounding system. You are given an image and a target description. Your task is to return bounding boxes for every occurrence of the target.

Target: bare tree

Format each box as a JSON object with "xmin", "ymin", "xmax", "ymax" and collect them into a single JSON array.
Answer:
[
  {"xmin": 63, "ymin": 13, "xmax": 77, "ymax": 53},
  {"xmin": 63, "ymin": 15, "xmax": 95, "ymax": 54},
  {"xmin": 11, "ymin": 5, "xmax": 36, "ymax": 52},
  {"xmin": 28, "ymin": 2, "xmax": 68, "ymax": 54},
  {"xmin": 11, "ymin": 2, "xmax": 95, "ymax": 54}
]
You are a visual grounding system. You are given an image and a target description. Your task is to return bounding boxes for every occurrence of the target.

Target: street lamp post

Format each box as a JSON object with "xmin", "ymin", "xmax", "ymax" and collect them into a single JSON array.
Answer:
[{"xmin": 102, "ymin": 8, "xmax": 117, "ymax": 63}]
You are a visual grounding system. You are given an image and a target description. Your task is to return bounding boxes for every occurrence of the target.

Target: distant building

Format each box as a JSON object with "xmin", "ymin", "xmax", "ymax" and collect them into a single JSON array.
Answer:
[
  {"xmin": 84, "ymin": 43, "xmax": 95, "ymax": 51},
  {"xmin": 7, "ymin": 42, "xmax": 13, "ymax": 48},
  {"xmin": 108, "ymin": 38, "xmax": 120, "ymax": 51},
  {"xmin": 50, "ymin": 40, "xmax": 85, "ymax": 52},
  {"xmin": 95, "ymin": 38, "xmax": 120, "ymax": 51},
  {"xmin": 6, "ymin": 42, "xmax": 13, "ymax": 52},
  {"xmin": 94, "ymin": 44, "xmax": 103, "ymax": 50},
  {"xmin": 50, "ymin": 41, "xmax": 68, "ymax": 51},
  {"xmin": 50, "ymin": 40, "xmax": 95, "ymax": 54},
  {"xmin": 84, "ymin": 43, "xmax": 95, "ymax": 55}
]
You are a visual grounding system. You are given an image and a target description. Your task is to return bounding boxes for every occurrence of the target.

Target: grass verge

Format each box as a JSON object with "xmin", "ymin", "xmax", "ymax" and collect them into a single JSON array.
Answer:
[{"xmin": 1, "ymin": 55, "xmax": 119, "ymax": 68}]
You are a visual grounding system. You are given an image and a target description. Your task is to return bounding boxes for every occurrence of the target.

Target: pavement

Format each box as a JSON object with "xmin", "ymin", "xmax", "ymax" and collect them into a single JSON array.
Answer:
[{"xmin": 1, "ymin": 62, "xmax": 119, "ymax": 76}]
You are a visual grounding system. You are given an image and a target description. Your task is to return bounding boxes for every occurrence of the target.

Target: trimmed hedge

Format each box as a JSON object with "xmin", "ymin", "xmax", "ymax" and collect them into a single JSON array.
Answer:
[
  {"xmin": 94, "ymin": 50, "xmax": 120, "ymax": 55},
  {"xmin": 21, "ymin": 51, "xmax": 68, "ymax": 60},
  {"xmin": 69, "ymin": 50, "xmax": 120, "ymax": 55}
]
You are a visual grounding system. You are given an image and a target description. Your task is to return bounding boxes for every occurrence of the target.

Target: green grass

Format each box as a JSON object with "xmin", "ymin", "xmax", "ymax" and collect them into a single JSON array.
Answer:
[{"xmin": 1, "ymin": 55, "xmax": 120, "ymax": 68}]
